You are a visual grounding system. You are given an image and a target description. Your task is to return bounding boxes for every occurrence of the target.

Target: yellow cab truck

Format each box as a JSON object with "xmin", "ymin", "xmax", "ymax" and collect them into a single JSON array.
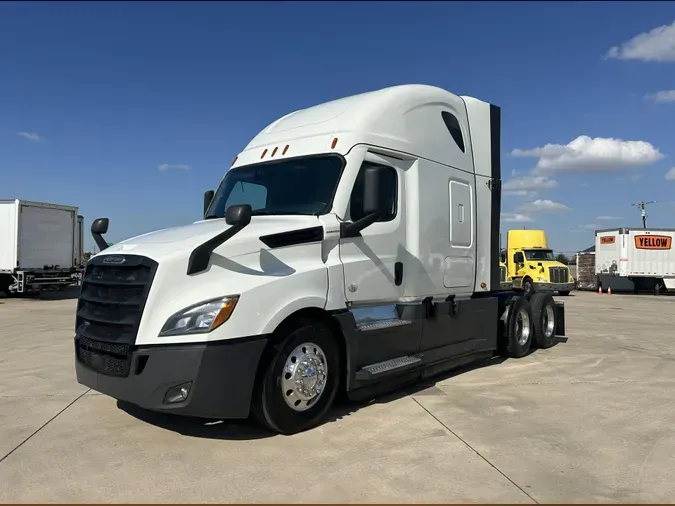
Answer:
[{"xmin": 501, "ymin": 229, "xmax": 574, "ymax": 296}]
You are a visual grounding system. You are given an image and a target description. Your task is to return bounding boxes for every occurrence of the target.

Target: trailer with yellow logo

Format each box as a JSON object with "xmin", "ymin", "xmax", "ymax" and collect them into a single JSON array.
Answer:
[{"xmin": 595, "ymin": 228, "xmax": 675, "ymax": 294}]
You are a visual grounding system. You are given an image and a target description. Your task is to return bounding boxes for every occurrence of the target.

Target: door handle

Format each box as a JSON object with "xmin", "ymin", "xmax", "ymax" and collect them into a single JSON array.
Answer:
[{"xmin": 395, "ymin": 262, "xmax": 403, "ymax": 286}]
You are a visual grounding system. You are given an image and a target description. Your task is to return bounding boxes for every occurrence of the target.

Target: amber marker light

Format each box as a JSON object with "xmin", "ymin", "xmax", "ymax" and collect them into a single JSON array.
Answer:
[{"xmin": 210, "ymin": 296, "xmax": 240, "ymax": 330}]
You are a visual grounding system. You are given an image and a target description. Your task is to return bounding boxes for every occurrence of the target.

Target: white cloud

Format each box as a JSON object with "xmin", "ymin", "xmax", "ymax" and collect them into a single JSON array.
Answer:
[
  {"xmin": 596, "ymin": 215, "xmax": 623, "ymax": 221},
  {"xmin": 605, "ymin": 21, "xmax": 675, "ymax": 62},
  {"xmin": 17, "ymin": 131, "xmax": 41, "ymax": 141},
  {"xmin": 511, "ymin": 135, "xmax": 664, "ymax": 175},
  {"xmin": 501, "ymin": 213, "xmax": 534, "ymax": 223},
  {"xmin": 158, "ymin": 163, "xmax": 191, "ymax": 171},
  {"xmin": 503, "ymin": 189, "xmax": 538, "ymax": 198},
  {"xmin": 502, "ymin": 175, "xmax": 558, "ymax": 198},
  {"xmin": 517, "ymin": 199, "xmax": 571, "ymax": 213},
  {"xmin": 645, "ymin": 90, "xmax": 675, "ymax": 103},
  {"xmin": 666, "ymin": 167, "xmax": 675, "ymax": 180}
]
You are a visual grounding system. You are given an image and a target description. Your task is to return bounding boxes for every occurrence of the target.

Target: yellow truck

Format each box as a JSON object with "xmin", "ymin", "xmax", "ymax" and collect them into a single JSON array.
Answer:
[{"xmin": 501, "ymin": 229, "xmax": 574, "ymax": 295}]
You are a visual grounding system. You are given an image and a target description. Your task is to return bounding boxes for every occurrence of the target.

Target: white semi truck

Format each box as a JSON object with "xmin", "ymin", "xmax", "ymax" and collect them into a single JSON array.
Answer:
[
  {"xmin": 75, "ymin": 85, "xmax": 566, "ymax": 434},
  {"xmin": 0, "ymin": 199, "xmax": 85, "ymax": 296}
]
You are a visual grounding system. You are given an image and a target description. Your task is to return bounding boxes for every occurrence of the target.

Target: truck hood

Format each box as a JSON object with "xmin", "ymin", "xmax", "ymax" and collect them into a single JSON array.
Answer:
[
  {"xmin": 528, "ymin": 260, "xmax": 569, "ymax": 272},
  {"xmin": 97, "ymin": 215, "xmax": 322, "ymax": 261}
]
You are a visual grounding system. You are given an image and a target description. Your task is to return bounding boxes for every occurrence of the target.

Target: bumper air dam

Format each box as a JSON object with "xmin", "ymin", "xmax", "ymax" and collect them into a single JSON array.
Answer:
[{"xmin": 75, "ymin": 336, "xmax": 268, "ymax": 419}]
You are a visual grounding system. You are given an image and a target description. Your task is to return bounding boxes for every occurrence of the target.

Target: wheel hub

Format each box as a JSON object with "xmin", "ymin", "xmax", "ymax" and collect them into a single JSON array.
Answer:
[
  {"xmin": 544, "ymin": 304, "xmax": 555, "ymax": 338},
  {"xmin": 281, "ymin": 342, "xmax": 328, "ymax": 412},
  {"xmin": 516, "ymin": 308, "xmax": 531, "ymax": 346}
]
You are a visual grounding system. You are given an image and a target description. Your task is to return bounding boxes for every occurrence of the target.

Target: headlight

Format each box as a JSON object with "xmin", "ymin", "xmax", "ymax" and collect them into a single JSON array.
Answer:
[
  {"xmin": 159, "ymin": 295, "xmax": 239, "ymax": 337},
  {"xmin": 537, "ymin": 277, "xmax": 548, "ymax": 283}
]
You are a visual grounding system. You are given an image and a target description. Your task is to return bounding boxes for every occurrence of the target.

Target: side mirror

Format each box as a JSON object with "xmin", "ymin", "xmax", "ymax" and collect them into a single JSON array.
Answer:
[
  {"xmin": 225, "ymin": 204, "xmax": 252, "ymax": 227},
  {"xmin": 203, "ymin": 190, "xmax": 215, "ymax": 218},
  {"xmin": 91, "ymin": 218, "xmax": 110, "ymax": 252},
  {"xmin": 363, "ymin": 165, "xmax": 388, "ymax": 215},
  {"xmin": 91, "ymin": 218, "xmax": 109, "ymax": 235}
]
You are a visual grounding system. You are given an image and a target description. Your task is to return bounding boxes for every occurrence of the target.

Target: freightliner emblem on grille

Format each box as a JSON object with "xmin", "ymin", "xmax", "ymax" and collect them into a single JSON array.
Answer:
[{"xmin": 102, "ymin": 255, "xmax": 126, "ymax": 264}]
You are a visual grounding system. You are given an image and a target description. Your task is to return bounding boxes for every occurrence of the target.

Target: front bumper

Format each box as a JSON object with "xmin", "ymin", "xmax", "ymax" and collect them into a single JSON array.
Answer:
[
  {"xmin": 533, "ymin": 282, "xmax": 574, "ymax": 292},
  {"xmin": 75, "ymin": 336, "xmax": 268, "ymax": 419}
]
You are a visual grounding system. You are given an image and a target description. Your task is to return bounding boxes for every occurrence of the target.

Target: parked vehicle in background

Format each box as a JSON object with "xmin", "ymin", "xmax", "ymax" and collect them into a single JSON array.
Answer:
[
  {"xmin": 0, "ymin": 199, "xmax": 85, "ymax": 296},
  {"xmin": 501, "ymin": 229, "xmax": 574, "ymax": 295},
  {"xmin": 595, "ymin": 228, "xmax": 675, "ymax": 294}
]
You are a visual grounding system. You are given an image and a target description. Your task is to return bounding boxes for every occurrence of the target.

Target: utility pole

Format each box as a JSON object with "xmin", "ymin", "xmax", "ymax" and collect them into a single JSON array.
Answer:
[{"xmin": 631, "ymin": 200, "xmax": 657, "ymax": 228}]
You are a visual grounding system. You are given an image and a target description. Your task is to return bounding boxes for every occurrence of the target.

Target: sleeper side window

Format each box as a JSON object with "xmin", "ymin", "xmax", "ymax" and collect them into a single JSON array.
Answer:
[
  {"xmin": 349, "ymin": 162, "xmax": 398, "ymax": 222},
  {"xmin": 441, "ymin": 111, "xmax": 466, "ymax": 153}
]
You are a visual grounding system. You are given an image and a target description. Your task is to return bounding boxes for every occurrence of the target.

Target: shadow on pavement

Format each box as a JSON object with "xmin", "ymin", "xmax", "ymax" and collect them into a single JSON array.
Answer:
[{"xmin": 116, "ymin": 350, "xmax": 566, "ymax": 440}]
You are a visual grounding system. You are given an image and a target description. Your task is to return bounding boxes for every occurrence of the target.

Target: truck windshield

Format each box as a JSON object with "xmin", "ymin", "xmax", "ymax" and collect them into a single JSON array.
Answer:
[
  {"xmin": 524, "ymin": 249, "xmax": 555, "ymax": 261},
  {"xmin": 206, "ymin": 154, "xmax": 344, "ymax": 219}
]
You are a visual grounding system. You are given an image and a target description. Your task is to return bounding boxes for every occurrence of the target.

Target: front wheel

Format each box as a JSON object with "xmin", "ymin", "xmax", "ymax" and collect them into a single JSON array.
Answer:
[
  {"xmin": 522, "ymin": 278, "xmax": 534, "ymax": 294},
  {"xmin": 252, "ymin": 319, "xmax": 341, "ymax": 434},
  {"xmin": 558, "ymin": 290, "xmax": 570, "ymax": 296}
]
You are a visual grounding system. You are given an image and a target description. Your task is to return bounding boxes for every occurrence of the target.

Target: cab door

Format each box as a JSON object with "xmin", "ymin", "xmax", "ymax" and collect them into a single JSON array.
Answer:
[
  {"xmin": 339, "ymin": 154, "xmax": 406, "ymax": 305},
  {"xmin": 338, "ymin": 153, "xmax": 421, "ymax": 370}
]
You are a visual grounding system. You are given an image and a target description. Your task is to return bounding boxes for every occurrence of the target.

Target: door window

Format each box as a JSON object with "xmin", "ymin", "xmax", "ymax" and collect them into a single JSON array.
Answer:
[{"xmin": 349, "ymin": 162, "xmax": 398, "ymax": 222}]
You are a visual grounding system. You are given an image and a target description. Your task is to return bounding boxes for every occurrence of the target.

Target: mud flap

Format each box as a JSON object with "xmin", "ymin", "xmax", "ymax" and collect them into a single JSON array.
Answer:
[{"xmin": 554, "ymin": 301, "xmax": 565, "ymax": 336}]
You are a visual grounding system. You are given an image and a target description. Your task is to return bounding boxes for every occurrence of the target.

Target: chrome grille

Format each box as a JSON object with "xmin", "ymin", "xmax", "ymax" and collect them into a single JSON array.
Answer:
[
  {"xmin": 549, "ymin": 266, "xmax": 568, "ymax": 284},
  {"xmin": 75, "ymin": 254, "xmax": 157, "ymax": 377}
]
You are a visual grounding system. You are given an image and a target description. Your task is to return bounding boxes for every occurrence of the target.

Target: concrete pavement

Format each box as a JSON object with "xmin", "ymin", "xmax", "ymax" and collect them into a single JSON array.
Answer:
[{"xmin": 1, "ymin": 290, "xmax": 674, "ymax": 502}]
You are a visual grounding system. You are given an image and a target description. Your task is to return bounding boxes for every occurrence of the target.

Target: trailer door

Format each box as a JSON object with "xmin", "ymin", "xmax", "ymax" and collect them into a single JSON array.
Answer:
[
  {"xmin": 595, "ymin": 230, "xmax": 620, "ymax": 275},
  {"xmin": 18, "ymin": 203, "xmax": 76, "ymax": 269}
]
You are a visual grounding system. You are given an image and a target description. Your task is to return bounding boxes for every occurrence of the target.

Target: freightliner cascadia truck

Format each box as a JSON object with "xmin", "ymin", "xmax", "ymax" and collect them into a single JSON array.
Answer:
[{"xmin": 75, "ymin": 84, "xmax": 566, "ymax": 434}]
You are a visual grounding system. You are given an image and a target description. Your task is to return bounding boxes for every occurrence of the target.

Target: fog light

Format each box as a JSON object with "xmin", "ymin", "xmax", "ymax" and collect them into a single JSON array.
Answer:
[{"xmin": 163, "ymin": 382, "xmax": 192, "ymax": 404}]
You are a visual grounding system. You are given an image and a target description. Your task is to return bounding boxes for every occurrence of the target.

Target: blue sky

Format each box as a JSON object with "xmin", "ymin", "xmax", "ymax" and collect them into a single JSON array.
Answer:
[{"xmin": 2, "ymin": 1, "xmax": 675, "ymax": 253}]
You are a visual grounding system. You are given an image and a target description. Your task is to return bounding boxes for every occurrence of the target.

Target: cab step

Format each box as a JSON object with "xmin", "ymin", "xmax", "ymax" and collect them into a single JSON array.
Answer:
[
  {"xmin": 355, "ymin": 354, "xmax": 422, "ymax": 381},
  {"xmin": 356, "ymin": 318, "xmax": 411, "ymax": 332}
]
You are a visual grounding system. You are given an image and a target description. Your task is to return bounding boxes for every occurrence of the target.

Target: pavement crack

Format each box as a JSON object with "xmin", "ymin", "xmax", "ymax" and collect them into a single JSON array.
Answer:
[
  {"xmin": 0, "ymin": 389, "xmax": 90, "ymax": 465},
  {"xmin": 412, "ymin": 397, "xmax": 539, "ymax": 504}
]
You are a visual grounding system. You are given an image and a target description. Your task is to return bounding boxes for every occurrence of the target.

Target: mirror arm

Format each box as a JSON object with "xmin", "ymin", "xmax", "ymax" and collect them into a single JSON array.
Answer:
[
  {"xmin": 340, "ymin": 211, "xmax": 383, "ymax": 238},
  {"xmin": 92, "ymin": 232, "xmax": 109, "ymax": 252},
  {"xmin": 186, "ymin": 223, "xmax": 248, "ymax": 275}
]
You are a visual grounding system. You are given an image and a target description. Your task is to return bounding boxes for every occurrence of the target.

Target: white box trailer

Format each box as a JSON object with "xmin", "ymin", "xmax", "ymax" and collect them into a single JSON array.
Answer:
[
  {"xmin": 595, "ymin": 227, "xmax": 675, "ymax": 293},
  {"xmin": 0, "ymin": 199, "xmax": 85, "ymax": 295}
]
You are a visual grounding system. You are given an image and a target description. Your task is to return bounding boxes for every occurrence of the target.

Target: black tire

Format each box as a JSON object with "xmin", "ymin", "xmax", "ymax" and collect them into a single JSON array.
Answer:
[
  {"xmin": 252, "ymin": 318, "xmax": 341, "ymax": 435},
  {"xmin": 558, "ymin": 290, "xmax": 570, "ymax": 296},
  {"xmin": 522, "ymin": 278, "xmax": 534, "ymax": 294},
  {"xmin": 499, "ymin": 296, "xmax": 533, "ymax": 358},
  {"xmin": 529, "ymin": 292, "xmax": 557, "ymax": 349}
]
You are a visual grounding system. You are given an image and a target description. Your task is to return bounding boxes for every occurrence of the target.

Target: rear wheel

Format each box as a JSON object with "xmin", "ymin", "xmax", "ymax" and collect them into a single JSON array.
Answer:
[
  {"xmin": 530, "ymin": 292, "xmax": 557, "ymax": 349},
  {"xmin": 499, "ymin": 297, "xmax": 533, "ymax": 358},
  {"xmin": 252, "ymin": 318, "xmax": 341, "ymax": 435}
]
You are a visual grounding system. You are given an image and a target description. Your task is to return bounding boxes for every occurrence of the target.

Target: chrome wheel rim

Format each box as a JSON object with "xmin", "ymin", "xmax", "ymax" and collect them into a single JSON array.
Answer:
[
  {"xmin": 281, "ymin": 342, "xmax": 328, "ymax": 412},
  {"xmin": 543, "ymin": 304, "xmax": 555, "ymax": 338},
  {"xmin": 516, "ymin": 308, "xmax": 531, "ymax": 346}
]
